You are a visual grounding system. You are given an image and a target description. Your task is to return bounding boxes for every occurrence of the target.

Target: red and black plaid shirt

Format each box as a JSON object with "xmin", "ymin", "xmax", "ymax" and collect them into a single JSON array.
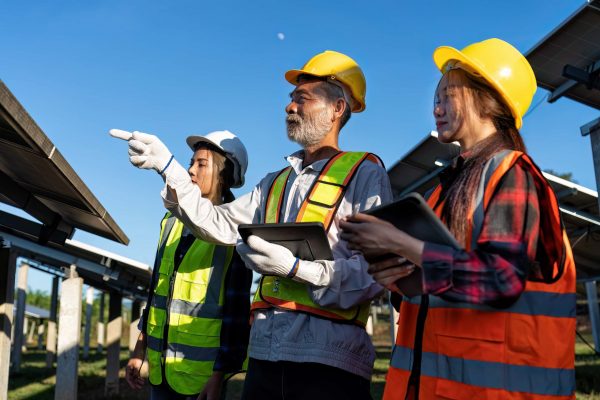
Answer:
[{"xmin": 421, "ymin": 156, "xmax": 540, "ymax": 308}]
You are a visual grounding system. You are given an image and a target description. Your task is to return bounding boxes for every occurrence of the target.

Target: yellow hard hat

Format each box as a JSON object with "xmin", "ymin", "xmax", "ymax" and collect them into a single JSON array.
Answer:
[
  {"xmin": 285, "ymin": 50, "xmax": 367, "ymax": 112},
  {"xmin": 433, "ymin": 38, "xmax": 537, "ymax": 129}
]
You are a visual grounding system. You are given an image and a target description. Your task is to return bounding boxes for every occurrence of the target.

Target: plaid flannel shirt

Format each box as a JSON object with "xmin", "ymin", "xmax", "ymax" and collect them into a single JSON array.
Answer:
[{"xmin": 421, "ymin": 156, "xmax": 540, "ymax": 308}]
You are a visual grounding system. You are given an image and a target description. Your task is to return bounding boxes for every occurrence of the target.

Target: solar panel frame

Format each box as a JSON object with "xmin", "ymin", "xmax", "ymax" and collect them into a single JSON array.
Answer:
[
  {"xmin": 0, "ymin": 80, "xmax": 128, "ymax": 244},
  {"xmin": 525, "ymin": 0, "xmax": 600, "ymax": 110}
]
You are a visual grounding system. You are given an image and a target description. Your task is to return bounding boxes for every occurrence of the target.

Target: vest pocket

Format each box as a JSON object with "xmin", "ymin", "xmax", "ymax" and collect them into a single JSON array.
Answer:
[
  {"xmin": 166, "ymin": 319, "xmax": 221, "ymax": 394},
  {"xmin": 431, "ymin": 308, "xmax": 507, "ymax": 400}
]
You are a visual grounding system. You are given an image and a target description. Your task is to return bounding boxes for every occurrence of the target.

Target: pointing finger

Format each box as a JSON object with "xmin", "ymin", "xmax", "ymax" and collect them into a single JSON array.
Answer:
[{"xmin": 109, "ymin": 128, "xmax": 133, "ymax": 141}]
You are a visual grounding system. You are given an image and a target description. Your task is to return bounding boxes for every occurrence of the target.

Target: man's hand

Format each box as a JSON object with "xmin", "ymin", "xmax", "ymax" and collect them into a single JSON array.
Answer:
[
  {"xmin": 125, "ymin": 357, "xmax": 146, "ymax": 390},
  {"xmin": 196, "ymin": 371, "xmax": 224, "ymax": 400},
  {"xmin": 237, "ymin": 236, "xmax": 325, "ymax": 284},
  {"xmin": 109, "ymin": 129, "xmax": 173, "ymax": 173},
  {"xmin": 236, "ymin": 235, "xmax": 297, "ymax": 277}
]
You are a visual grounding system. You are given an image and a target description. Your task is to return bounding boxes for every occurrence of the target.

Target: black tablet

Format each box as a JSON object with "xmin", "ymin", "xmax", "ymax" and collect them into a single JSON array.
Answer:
[
  {"xmin": 238, "ymin": 222, "xmax": 333, "ymax": 261},
  {"xmin": 363, "ymin": 192, "xmax": 461, "ymax": 297},
  {"xmin": 364, "ymin": 192, "xmax": 460, "ymax": 250}
]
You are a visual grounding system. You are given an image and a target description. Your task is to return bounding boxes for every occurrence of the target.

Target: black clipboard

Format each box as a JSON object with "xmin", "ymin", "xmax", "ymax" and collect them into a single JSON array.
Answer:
[
  {"xmin": 238, "ymin": 222, "xmax": 333, "ymax": 261},
  {"xmin": 364, "ymin": 192, "xmax": 461, "ymax": 297}
]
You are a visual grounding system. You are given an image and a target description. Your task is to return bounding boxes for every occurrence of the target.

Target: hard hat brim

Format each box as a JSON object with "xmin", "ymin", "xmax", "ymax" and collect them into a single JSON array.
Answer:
[
  {"xmin": 285, "ymin": 69, "xmax": 309, "ymax": 86},
  {"xmin": 433, "ymin": 46, "xmax": 523, "ymax": 129},
  {"xmin": 186, "ymin": 135, "xmax": 223, "ymax": 153}
]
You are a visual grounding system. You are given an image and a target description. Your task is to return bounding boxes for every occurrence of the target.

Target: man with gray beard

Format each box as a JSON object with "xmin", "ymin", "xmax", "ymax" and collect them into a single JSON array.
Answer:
[{"xmin": 111, "ymin": 50, "xmax": 391, "ymax": 400}]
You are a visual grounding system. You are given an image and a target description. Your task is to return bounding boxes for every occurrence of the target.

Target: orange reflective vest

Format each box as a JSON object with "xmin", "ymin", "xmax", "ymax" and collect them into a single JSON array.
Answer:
[
  {"xmin": 251, "ymin": 151, "xmax": 382, "ymax": 327},
  {"xmin": 384, "ymin": 150, "xmax": 576, "ymax": 400}
]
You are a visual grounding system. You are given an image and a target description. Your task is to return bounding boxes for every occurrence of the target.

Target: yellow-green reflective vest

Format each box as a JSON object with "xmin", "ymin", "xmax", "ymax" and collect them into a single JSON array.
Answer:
[
  {"xmin": 251, "ymin": 152, "xmax": 381, "ymax": 327},
  {"xmin": 146, "ymin": 214, "xmax": 234, "ymax": 395}
]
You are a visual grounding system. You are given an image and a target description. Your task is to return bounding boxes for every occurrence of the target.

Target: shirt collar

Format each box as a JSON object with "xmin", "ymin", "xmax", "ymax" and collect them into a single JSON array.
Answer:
[{"xmin": 285, "ymin": 150, "xmax": 331, "ymax": 175}]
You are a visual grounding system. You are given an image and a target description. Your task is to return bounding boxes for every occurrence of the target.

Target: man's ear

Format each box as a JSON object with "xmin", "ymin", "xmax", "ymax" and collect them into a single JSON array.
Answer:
[{"xmin": 333, "ymin": 98, "xmax": 346, "ymax": 120}]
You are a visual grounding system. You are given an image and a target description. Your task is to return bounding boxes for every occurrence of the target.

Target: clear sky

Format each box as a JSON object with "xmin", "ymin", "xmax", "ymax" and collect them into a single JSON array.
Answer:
[{"xmin": 2, "ymin": 0, "xmax": 599, "ymax": 293}]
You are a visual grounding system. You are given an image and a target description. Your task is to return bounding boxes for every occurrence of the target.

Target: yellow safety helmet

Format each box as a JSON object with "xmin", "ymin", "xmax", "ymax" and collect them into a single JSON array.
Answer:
[
  {"xmin": 285, "ymin": 50, "xmax": 367, "ymax": 113},
  {"xmin": 433, "ymin": 38, "xmax": 537, "ymax": 130}
]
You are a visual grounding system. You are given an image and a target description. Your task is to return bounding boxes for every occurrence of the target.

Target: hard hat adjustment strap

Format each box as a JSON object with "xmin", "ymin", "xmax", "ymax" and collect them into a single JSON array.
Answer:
[{"xmin": 325, "ymin": 77, "xmax": 354, "ymax": 110}]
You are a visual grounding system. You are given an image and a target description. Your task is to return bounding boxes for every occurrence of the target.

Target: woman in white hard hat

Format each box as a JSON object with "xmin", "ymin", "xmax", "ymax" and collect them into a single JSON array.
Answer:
[
  {"xmin": 125, "ymin": 131, "xmax": 252, "ymax": 400},
  {"xmin": 340, "ymin": 38, "xmax": 576, "ymax": 399}
]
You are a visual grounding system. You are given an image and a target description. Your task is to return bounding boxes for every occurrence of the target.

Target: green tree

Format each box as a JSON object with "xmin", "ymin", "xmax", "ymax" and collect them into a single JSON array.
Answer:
[{"xmin": 26, "ymin": 287, "xmax": 50, "ymax": 309}]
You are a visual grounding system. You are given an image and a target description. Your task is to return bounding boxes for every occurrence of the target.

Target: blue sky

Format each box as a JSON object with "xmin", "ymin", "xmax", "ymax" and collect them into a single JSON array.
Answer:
[{"xmin": 2, "ymin": 0, "xmax": 598, "ymax": 293}]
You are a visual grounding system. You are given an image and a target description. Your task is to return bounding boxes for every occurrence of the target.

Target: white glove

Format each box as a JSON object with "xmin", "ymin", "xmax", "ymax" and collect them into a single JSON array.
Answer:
[
  {"xmin": 236, "ymin": 235, "xmax": 323, "ymax": 283},
  {"xmin": 109, "ymin": 129, "xmax": 173, "ymax": 174}
]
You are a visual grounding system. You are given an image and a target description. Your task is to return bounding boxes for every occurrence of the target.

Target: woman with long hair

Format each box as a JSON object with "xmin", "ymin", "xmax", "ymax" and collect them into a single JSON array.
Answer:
[{"xmin": 340, "ymin": 39, "xmax": 576, "ymax": 399}]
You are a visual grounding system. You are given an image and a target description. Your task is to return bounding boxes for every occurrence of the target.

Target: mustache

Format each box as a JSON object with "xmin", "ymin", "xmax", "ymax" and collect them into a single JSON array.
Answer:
[{"xmin": 286, "ymin": 114, "xmax": 302, "ymax": 124}]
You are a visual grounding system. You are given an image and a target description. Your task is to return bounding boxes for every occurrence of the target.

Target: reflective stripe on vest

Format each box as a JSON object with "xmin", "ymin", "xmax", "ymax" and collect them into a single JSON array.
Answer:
[
  {"xmin": 384, "ymin": 150, "xmax": 576, "ymax": 400},
  {"xmin": 390, "ymin": 345, "xmax": 575, "ymax": 397},
  {"xmin": 251, "ymin": 152, "xmax": 381, "ymax": 327},
  {"xmin": 146, "ymin": 215, "xmax": 233, "ymax": 395}
]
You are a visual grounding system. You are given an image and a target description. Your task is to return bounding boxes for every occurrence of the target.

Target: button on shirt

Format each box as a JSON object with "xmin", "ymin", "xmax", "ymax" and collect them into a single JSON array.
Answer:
[{"xmin": 161, "ymin": 150, "xmax": 392, "ymax": 379}]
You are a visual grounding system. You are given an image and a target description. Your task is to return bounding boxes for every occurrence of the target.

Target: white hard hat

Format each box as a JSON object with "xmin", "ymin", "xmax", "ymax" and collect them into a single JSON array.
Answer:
[{"xmin": 186, "ymin": 130, "xmax": 248, "ymax": 188}]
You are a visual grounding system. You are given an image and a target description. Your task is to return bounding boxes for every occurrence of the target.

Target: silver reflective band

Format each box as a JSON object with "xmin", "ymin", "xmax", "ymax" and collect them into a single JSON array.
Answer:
[
  {"xmin": 391, "ymin": 345, "xmax": 575, "ymax": 396},
  {"xmin": 405, "ymin": 291, "xmax": 576, "ymax": 318},
  {"xmin": 170, "ymin": 299, "xmax": 222, "ymax": 319},
  {"xmin": 166, "ymin": 342, "xmax": 219, "ymax": 362},
  {"xmin": 471, "ymin": 149, "xmax": 513, "ymax": 245},
  {"xmin": 152, "ymin": 294, "xmax": 223, "ymax": 318}
]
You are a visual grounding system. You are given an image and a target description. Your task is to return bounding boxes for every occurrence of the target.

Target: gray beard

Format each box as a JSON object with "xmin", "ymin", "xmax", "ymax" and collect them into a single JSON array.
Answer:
[{"xmin": 286, "ymin": 109, "xmax": 333, "ymax": 148}]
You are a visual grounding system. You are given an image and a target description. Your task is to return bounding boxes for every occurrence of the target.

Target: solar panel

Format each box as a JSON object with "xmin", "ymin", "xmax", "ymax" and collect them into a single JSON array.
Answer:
[
  {"xmin": 525, "ymin": 0, "xmax": 600, "ymax": 109},
  {"xmin": 0, "ymin": 80, "xmax": 128, "ymax": 244}
]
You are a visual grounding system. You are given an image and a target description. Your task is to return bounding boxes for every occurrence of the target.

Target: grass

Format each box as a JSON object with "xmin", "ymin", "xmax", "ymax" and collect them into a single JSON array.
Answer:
[{"xmin": 7, "ymin": 324, "xmax": 600, "ymax": 399}]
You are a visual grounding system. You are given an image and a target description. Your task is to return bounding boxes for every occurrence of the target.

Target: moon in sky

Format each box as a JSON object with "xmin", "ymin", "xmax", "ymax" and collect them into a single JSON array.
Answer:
[{"xmin": 277, "ymin": 33, "xmax": 285, "ymax": 41}]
